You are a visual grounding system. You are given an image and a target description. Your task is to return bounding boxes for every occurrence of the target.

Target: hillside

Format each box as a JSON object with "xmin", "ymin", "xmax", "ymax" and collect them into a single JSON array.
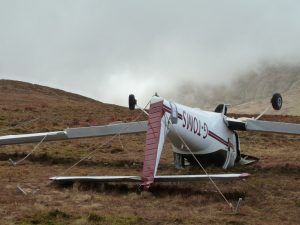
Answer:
[
  {"xmin": 0, "ymin": 80, "xmax": 299, "ymax": 225},
  {"xmin": 172, "ymin": 63, "xmax": 300, "ymax": 115},
  {"xmin": 0, "ymin": 79, "xmax": 144, "ymax": 133},
  {"xmin": 229, "ymin": 65, "xmax": 300, "ymax": 115}
]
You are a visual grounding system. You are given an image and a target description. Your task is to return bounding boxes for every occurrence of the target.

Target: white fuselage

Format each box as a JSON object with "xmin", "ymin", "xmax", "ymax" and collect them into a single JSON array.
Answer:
[{"xmin": 156, "ymin": 97, "xmax": 238, "ymax": 168}]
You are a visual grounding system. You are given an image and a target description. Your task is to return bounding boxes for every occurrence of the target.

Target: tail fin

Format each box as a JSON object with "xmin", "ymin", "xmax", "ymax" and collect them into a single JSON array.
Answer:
[{"xmin": 142, "ymin": 99, "xmax": 167, "ymax": 189}]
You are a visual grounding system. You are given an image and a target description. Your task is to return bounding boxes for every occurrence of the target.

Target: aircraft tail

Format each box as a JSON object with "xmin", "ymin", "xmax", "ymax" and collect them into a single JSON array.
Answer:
[{"xmin": 141, "ymin": 98, "xmax": 167, "ymax": 189}]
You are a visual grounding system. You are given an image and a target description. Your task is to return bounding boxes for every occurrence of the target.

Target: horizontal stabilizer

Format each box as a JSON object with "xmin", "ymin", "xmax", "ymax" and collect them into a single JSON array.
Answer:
[
  {"xmin": 0, "ymin": 121, "xmax": 148, "ymax": 145},
  {"xmin": 50, "ymin": 173, "xmax": 249, "ymax": 184}
]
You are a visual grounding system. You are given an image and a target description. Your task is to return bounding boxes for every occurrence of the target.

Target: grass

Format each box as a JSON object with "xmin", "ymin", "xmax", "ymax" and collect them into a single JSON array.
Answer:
[
  {"xmin": 0, "ymin": 80, "xmax": 299, "ymax": 225},
  {"xmin": 87, "ymin": 213, "xmax": 143, "ymax": 225},
  {"xmin": 16, "ymin": 210, "xmax": 143, "ymax": 225},
  {"xmin": 16, "ymin": 209, "xmax": 70, "ymax": 225}
]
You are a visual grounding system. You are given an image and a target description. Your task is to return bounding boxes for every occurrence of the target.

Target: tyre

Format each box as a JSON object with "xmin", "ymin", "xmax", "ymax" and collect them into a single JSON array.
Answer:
[
  {"xmin": 271, "ymin": 93, "xmax": 282, "ymax": 110},
  {"xmin": 128, "ymin": 94, "xmax": 137, "ymax": 110}
]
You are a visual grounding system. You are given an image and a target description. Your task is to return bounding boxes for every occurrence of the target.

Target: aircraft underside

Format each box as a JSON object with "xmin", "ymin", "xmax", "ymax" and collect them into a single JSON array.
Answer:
[
  {"xmin": 173, "ymin": 149, "xmax": 259, "ymax": 169},
  {"xmin": 173, "ymin": 150, "xmax": 227, "ymax": 168},
  {"xmin": 173, "ymin": 150, "xmax": 230, "ymax": 168},
  {"xmin": 171, "ymin": 132, "xmax": 258, "ymax": 169}
]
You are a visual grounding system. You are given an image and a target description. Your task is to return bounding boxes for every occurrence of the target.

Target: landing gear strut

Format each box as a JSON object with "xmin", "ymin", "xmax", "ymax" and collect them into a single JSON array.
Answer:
[{"xmin": 173, "ymin": 152, "xmax": 185, "ymax": 169}]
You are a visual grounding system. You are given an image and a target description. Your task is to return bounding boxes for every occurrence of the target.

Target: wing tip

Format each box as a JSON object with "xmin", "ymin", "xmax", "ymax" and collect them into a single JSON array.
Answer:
[{"xmin": 240, "ymin": 173, "xmax": 250, "ymax": 178}]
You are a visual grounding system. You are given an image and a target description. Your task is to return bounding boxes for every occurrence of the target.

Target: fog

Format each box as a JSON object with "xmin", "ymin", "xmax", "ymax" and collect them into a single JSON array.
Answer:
[{"xmin": 1, "ymin": 1, "xmax": 300, "ymax": 106}]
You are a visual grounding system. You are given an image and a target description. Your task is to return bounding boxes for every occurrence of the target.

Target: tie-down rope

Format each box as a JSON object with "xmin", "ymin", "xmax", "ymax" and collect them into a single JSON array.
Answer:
[
  {"xmin": 166, "ymin": 116, "xmax": 234, "ymax": 211},
  {"xmin": 9, "ymin": 134, "xmax": 48, "ymax": 166},
  {"xmin": 45, "ymin": 100, "xmax": 150, "ymax": 185}
]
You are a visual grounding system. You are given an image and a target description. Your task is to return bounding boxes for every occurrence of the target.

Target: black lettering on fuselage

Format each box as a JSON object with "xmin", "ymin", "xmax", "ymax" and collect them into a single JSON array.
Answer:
[
  {"xmin": 182, "ymin": 111, "xmax": 187, "ymax": 128},
  {"xmin": 187, "ymin": 114, "xmax": 193, "ymax": 131},
  {"xmin": 193, "ymin": 117, "xmax": 198, "ymax": 134},
  {"xmin": 182, "ymin": 110, "xmax": 204, "ymax": 137}
]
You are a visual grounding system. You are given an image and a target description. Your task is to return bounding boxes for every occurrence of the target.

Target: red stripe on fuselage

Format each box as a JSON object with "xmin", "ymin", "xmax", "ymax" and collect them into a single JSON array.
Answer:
[
  {"xmin": 208, "ymin": 131, "xmax": 228, "ymax": 146},
  {"xmin": 163, "ymin": 104, "xmax": 182, "ymax": 120},
  {"xmin": 163, "ymin": 103, "xmax": 233, "ymax": 149},
  {"xmin": 208, "ymin": 131, "xmax": 233, "ymax": 149}
]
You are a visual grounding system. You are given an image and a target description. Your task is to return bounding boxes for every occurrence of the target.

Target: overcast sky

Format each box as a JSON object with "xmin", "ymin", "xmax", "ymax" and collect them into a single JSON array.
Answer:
[{"xmin": 1, "ymin": 0, "xmax": 300, "ymax": 106}]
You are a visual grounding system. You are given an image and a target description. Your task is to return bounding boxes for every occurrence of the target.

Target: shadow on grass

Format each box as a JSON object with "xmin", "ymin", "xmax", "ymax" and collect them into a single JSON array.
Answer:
[{"xmin": 53, "ymin": 182, "xmax": 247, "ymax": 201}]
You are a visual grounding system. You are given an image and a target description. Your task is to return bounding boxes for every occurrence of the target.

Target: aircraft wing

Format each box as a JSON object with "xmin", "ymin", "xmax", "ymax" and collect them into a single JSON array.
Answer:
[
  {"xmin": 0, "ymin": 121, "xmax": 148, "ymax": 145},
  {"xmin": 50, "ymin": 173, "xmax": 250, "ymax": 184},
  {"xmin": 225, "ymin": 117, "xmax": 300, "ymax": 135}
]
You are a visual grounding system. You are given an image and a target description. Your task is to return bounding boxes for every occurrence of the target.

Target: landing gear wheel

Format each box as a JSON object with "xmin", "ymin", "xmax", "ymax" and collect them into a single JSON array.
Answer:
[
  {"xmin": 271, "ymin": 93, "xmax": 282, "ymax": 110},
  {"xmin": 128, "ymin": 94, "xmax": 137, "ymax": 110}
]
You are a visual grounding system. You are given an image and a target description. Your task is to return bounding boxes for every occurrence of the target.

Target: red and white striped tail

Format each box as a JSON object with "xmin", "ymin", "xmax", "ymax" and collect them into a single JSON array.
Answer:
[{"xmin": 142, "ymin": 100, "xmax": 166, "ymax": 189}]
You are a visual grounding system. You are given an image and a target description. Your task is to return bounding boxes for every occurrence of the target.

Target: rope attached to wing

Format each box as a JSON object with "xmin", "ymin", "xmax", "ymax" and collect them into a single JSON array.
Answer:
[
  {"xmin": 166, "ymin": 117, "xmax": 235, "ymax": 211},
  {"xmin": 45, "ymin": 101, "xmax": 150, "ymax": 187},
  {"xmin": 6, "ymin": 100, "xmax": 150, "ymax": 194},
  {"xmin": 9, "ymin": 134, "xmax": 48, "ymax": 166}
]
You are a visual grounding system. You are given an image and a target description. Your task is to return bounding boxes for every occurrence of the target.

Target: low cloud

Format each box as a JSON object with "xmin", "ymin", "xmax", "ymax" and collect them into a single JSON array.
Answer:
[{"xmin": 1, "ymin": 1, "xmax": 300, "ymax": 106}]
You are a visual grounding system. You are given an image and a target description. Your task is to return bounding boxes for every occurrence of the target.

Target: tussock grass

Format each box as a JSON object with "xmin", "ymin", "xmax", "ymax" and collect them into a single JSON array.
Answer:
[
  {"xmin": 87, "ymin": 213, "xmax": 143, "ymax": 225},
  {"xmin": 16, "ymin": 209, "xmax": 70, "ymax": 225}
]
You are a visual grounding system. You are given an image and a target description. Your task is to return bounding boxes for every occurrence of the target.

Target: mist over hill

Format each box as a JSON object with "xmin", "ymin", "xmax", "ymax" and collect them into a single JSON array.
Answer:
[
  {"xmin": 1, "ymin": 62, "xmax": 300, "ymax": 117},
  {"xmin": 169, "ymin": 63, "xmax": 300, "ymax": 115}
]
